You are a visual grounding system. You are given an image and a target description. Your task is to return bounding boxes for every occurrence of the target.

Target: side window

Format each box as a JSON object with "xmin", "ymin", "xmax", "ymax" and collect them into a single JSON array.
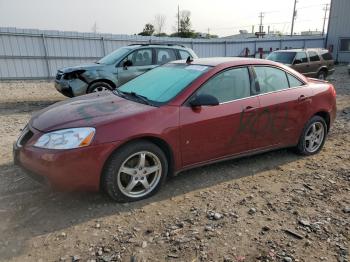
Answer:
[
  {"xmin": 156, "ymin": 49, "xmax": 177, "ymax": 65},
  {"xmin": 295, "ymin": 52, "xmax": 308, "ymax": 63},
  {"xmin": 287, "ymin": 73, "xmax": 304, "ymax": 88},
  {"xmin": 179, "ymin": 50, "xmax": 192, "ymax": 60},
  {"xmin": 308, "ymin": 51, "xmax": 320, "ymax": 62},
  {"xmin": 124, "ymin": 49, "xmax": 152, "ymax": 67},
  {"xmin": 254, "ymin": 66, "xmax": 289, "ymax": 93},
  {"xmin": 196, "ymin": 67, "xmax": 251, "ymax": 103},
  {"xmin": 321, "ymin": 52, "xmax": 333, "ymax": 61}
]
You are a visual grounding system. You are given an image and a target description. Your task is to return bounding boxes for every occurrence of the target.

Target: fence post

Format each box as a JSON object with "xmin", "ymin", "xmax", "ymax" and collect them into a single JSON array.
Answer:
[
  {"xmin": 101, "ymin": 37, "xmax": 106, "ymax": 56},
  {"xmin": 303, "ymin": 39, "xmax": 306, "ymax": 48},
  {"xmin": 41, "ymin": 34, "xmax": 51, "ymax": 79},
  {"xmin": 224, "ymin": 41, "xmax": 227, "ymax": 56}
]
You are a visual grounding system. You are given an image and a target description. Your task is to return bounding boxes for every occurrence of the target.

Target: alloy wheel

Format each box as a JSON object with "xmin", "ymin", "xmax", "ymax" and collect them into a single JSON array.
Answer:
[
  {"xmin": 92, "ymin": 86, "xmax": 109, "ymax": 92},
  {"xmin": 117, "ymin": 151, "xmax": 162, "ymax": 198},
  {"xmin": 304, "ymin": 122, "xmax": 325, "ymax": 153}
]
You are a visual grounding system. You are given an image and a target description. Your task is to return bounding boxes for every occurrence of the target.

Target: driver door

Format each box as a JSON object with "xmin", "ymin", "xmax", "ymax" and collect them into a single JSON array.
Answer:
[
  {"xmin": 179, "ymin": 67, "xmax": 260, "ymax": 167},
  {"xmin": 117, "ymin": 48, "xmax": 157, "ymax": 86}
]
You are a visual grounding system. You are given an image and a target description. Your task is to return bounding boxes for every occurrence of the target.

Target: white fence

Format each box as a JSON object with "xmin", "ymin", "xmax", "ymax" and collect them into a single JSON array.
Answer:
[{"xmin": 0, "ymin": 27, "xmax": 325, "ymax": 80}]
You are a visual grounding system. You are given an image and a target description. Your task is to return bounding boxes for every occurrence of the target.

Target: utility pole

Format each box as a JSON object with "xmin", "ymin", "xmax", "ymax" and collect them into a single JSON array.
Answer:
[
  {"xmin": 290, "ymin": 0, "xmax": 297, "ymax": 36},
  {"xmin": 177, "ymin": 5, "xmax": 180, "ymax": 34},
  {"xmin": 322, "ymin": 3, "xmax": 329, "ymax": 36},
  {"xmin": 259, "ymin": 12, "xmax": 264, "ymax": 33}
]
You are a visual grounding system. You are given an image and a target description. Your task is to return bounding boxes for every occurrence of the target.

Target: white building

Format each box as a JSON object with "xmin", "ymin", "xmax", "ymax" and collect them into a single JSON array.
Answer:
[{"xmin": 326, "ymin": 0, "xmax": 350, "ymax": 62}]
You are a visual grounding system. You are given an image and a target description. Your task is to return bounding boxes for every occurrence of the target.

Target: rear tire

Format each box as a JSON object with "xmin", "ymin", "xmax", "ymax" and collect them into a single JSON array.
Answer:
[
  {"xmin": 295, "ymin": 116, "xmax": 327, "ymax": 155},
  {"xmin": 102, "ymin": 140, "xmax": 168, "ymax": 202},
  {"xmin": 317, "ymin": 70, "xmax": 327, "ymax": 80},
  {"xmin": 87, "ymin": 81, "xmax": 113, "ymax": 93}
]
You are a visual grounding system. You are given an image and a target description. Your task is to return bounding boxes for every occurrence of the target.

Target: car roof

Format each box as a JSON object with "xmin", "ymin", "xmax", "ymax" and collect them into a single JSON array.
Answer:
[
  {"xmin": 128, "ymin": 44, "xmax": 189, "ymax": 50},
  {"xmin": 171, "ymin": 57, "xmax": 281, "ymax": 67},
  {"xmin": 273, "ymin": 48, "xmax": 329, "ymax": 53}
]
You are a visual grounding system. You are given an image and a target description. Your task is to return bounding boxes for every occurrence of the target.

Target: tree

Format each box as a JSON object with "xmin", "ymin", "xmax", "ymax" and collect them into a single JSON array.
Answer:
[
  {"xmin": 154, "ymin": 14, "xmax": 166, "ymax": 36},
  {"xmin": 138, "ymin": 23, "xmax": 155, "ymax": 36},
  {"xmin": 171, "ymin": 10, "xmax": 196, "ymax": 38}
]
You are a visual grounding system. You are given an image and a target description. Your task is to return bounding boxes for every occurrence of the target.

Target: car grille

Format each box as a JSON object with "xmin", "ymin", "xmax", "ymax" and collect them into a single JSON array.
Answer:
[
  {"xmin": 17, "ymin": 126, "xmax": 34, "ymax": 147},
  {"xmin": 56, "ymin": 71, "xmax": 64, "ymax": 80}
]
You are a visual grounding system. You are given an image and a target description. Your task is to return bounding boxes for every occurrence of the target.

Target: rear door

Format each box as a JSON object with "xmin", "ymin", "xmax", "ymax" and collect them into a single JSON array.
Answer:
[
  {"xmin": 179, "ymin": 67, "xmax": 260, "ymax": 167},
  {"xmin": 117, "ymin": 48, "xmax": 157, "ymax": 86},
  {"xmin": 155, "ymin": 48, "xmax": 177, "ymax": 65},
  {"xmin": 307, "ymin": 51, "xmax": 322, "ymax": 77},
  {"xmin": 291, "ymin": 51, "xmax": 311, "ymax": 76},
  {"xmin": 253, "ymin": 66, "xmax": 313, "ymax": 149}
]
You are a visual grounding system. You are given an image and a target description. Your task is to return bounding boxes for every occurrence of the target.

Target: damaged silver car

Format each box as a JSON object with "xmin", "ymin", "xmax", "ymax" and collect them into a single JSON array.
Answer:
[{"xmin": 55, "ymin": 44, "xmax": 197, "ymax": 97}]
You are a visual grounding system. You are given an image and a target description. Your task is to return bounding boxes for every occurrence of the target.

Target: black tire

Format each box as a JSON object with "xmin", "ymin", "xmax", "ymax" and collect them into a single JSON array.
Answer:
[
  {"xmin": 102, "ymin": 140, "xmax": 168, "ymax": 202},
  {"xmin": 317, "ymin": 70, "xmax": 327, "ymax": 80},
  {"xmin": 295, "ymin": 115, "xmax": 327, "ymax": 155},
  {"xmin": 87, "ymin": 81, "xmax": 113, "ymax": 93}
]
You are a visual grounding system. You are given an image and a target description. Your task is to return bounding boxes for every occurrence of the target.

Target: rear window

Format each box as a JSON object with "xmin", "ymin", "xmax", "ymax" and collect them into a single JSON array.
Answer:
[
  {"xmin": 321, "ymin": 52, "xmax": 333, "ymax": 61},
  {"xmin": 179, "ymin": 50, "xmax": 192, "ymax": 60},
  {"xmin": 266, "ymin": 52, "xmax": 296, "ymax": 64}
]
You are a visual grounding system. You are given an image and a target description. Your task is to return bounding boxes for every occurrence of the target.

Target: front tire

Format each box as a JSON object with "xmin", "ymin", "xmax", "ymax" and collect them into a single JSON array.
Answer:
[
  {"xmin": 87, "ymin": 81, "xmax": 113, "ymax": 93},
  {"xmin": 295, "ymin": 116, "xmax": 327, "ymax": 155},
  {"xmin": 102, "ymin": 140, "xmax": 168, "ymax": 202}
]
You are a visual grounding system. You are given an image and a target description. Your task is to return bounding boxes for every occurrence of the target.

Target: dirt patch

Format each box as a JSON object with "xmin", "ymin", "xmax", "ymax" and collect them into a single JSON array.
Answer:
[{"xmin": 0, "ymin": 68, "xmax": 349, "ymax": 262}]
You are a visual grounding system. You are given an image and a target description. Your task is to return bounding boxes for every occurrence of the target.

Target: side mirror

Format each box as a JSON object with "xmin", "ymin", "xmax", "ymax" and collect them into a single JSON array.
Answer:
[
  {"xmin": 190, "ymin": 94, "xmax": 219, "ymax": 107},
  {"xmin": 293, "ymin": 59, "xmax": 302, "ymax": 65},
  {"xmin": 123, "ymin": 60, "xmax": 133, "ymax": 69}
]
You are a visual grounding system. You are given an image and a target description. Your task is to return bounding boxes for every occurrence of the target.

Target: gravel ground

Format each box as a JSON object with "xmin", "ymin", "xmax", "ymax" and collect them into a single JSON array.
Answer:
[{"xmin": 0, "ymin": 67, "xmax": 349, "ymax": 262}]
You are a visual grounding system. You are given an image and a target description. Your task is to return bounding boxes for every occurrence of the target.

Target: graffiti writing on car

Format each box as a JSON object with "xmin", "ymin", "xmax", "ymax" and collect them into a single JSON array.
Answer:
[
  {"xmin": 77, "ymin": 102, "xmax": 119, "ymax": 121},
  {"xmin": 230, "ymin": 105, "xmax": 289, "ymax": 144}
]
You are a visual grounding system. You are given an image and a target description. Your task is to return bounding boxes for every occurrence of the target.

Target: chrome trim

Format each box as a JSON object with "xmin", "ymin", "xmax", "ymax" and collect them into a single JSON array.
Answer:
[{"xmin": 218, "ymin": 84, "xmax": 306, "ymax": 105}]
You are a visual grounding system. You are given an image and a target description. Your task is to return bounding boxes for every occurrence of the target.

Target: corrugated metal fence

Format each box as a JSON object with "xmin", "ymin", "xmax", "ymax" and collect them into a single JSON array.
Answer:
[{"xmin": 0, "ymin": 27, "xmax": 325, "ymax": 80}]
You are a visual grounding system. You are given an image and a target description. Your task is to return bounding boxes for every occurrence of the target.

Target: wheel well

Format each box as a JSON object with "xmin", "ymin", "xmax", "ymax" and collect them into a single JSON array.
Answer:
[
  {"xmin": 88, "ymin": 79, "xmax": 116, "ymax": 92},
  {"xmin": 318, "ymin": 67, "xmax": 328, "ymax": 74},
  {"xmin": 314, "ymin": 111, "xmax": 330, "ymax": 132},
  {"xmin": 100, "ymin": 137, "xmax": 175, "ymax": 190}
]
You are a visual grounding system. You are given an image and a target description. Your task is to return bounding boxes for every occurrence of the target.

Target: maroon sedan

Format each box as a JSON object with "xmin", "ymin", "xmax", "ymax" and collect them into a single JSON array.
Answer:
[{"xmin": 14, "ymin": 58, "xmax": 337, "ymax": 202}]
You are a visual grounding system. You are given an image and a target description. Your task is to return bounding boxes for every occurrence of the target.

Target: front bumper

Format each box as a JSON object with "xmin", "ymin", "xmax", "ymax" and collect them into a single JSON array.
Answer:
[
  {"xmin": 55, "ymin": 78, "xmax": 88, "ymax": 97},
  {"xmin": 13, "ymin": 126, "xmax": 121, "ymax": 191}
]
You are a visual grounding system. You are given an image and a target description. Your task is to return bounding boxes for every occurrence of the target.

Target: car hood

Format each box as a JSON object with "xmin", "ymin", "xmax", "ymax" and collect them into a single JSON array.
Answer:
[
  {"xmin": 30, "ymin": 92, "xmax": 154, "ymax": 132},
  {"xmin": 59, "ymin": 63, "xmax": 104, "ymax": 73}
]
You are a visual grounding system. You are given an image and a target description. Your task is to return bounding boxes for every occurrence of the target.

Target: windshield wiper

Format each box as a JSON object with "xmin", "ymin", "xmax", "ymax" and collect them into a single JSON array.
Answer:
[{"xmin": 121, "ymin": 91, "xmax": 153, "ymax": 106}]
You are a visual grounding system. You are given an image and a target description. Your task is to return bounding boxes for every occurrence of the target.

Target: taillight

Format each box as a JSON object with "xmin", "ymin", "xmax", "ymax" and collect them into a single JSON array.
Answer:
[{"xmin": 329, "ymin": 84, "xmax": 336, "ymax": 97}]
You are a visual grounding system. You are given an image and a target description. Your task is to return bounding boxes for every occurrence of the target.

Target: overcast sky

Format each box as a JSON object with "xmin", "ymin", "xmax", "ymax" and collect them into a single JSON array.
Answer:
[{"xmin": 0, "ymin": 0, "xmax": 331, "ymax": 37}]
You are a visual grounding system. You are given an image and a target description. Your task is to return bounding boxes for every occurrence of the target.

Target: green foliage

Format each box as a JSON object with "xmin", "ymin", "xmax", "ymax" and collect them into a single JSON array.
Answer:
[{"xmin": 138, "ymin": 23, "xmax": 155, "ymax": 36}]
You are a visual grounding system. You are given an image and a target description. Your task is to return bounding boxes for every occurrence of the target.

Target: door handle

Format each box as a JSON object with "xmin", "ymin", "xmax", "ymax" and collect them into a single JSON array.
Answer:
[
  {"xmin": 298, "ymin": 95, "xmax": 310, "ymax": 102},
  {"xmin": 243, "ymin": 106, "xmax": 257, "ymax": 112}
]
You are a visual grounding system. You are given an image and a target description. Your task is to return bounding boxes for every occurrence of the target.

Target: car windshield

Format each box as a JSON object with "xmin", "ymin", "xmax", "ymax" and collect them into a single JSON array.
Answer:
[
  {"xmin": 118, "ymin": 63, "xmax": 211, "ymax": 105},
  {"xmin": 98, "ymin": 47, "xmax": 131, "ymax": 65},
  {"xmin": 267, "ymin": 52, "xmax": 296, "ymax": 64}
]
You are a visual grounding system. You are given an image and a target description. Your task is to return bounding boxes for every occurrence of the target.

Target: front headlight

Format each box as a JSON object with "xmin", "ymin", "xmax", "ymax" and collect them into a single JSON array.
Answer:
[{"xmin": 34, "ymin": 127, "xmax": 95, "ymax": 150}]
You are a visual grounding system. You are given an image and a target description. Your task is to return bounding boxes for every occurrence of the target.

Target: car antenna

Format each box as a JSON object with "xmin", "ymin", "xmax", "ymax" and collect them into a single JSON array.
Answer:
[{"xmin": 186, "ymin": 56, "xmax": 193, "ymax": 64}]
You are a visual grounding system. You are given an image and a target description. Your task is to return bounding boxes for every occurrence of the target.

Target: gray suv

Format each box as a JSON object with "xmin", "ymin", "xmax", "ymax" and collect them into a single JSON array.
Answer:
[
  {"xmin": 55, "ymin": 44, "xmax": 198, "ymax": 97},
  {"xmin": 266, "ymin": 48, "xmax": 335, "ymax": 80}
]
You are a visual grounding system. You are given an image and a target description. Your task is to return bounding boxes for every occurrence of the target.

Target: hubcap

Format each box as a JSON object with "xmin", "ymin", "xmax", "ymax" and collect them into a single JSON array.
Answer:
[
  {"xmin": 304, "ymin": 122, "xmax": 325, "ymax": 153},
  {"xmin": 117, "ymin": 151, "xmax": 162, "ymax": 198},
  {"xmin": 92, "ymin": 86, "xmax": 109, "ymax": 92}
]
